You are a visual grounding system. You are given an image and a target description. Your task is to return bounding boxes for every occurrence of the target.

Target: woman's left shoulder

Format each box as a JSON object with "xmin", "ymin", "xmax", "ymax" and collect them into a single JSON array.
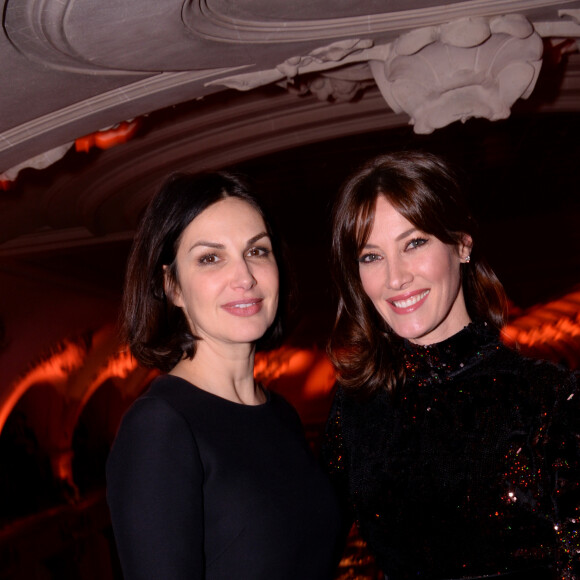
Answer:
[
  {"xmin": 267, "ymin": 390, "xmax": 302, "ymax": 418},
  {"xmin": 495, "ymin": 343, "xmax": 579, "ymax": 401}
]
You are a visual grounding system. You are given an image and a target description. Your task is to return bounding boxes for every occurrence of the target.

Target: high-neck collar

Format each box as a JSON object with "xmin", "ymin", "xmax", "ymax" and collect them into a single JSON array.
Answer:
[{"xmin": 403, "ymin": 321, "xmax": 500, "ymax": 386}]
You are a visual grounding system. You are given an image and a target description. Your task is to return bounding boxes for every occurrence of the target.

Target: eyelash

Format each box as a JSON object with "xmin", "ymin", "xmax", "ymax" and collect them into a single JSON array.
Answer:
[
  {"xmin": 406, "ymin": 237, "xmax": 428, "ymax": 250},
  {"xmin": 198, "ymin": 253, "xmax": 219, "ymax": 265},
  {"xmin": 197, "ymin": 246, "xmax": 271, "ymax": 265},
  {"xmin": 358, "ymin": 237, "xmax": 428, "ymax": 263},
  {"xmin": 358, "ymin": 253, "xmax": 380, "ymax": 264},
  {"xmin": 247, "ymin": 246, "xmax": 271, "ymax": 258}
]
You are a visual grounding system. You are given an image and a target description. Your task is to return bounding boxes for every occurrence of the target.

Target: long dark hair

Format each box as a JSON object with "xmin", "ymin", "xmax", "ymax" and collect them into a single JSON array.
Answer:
[
  {"xmin": 122, "ymin": 171, "xmax": 288, "ymax": 372},
  {"xmin": 329, "ymin": 151, "xmax": 507, "ymax": 394}
]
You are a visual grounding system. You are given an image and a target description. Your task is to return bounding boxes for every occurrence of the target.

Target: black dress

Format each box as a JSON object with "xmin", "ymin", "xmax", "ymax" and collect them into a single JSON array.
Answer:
[
  {"xmin": 324, "ymin": 322, "xmax": 580, "ymax": 580},
  {"xmin": 107, "ymin": 375, "xmax": 342, "ymax": 580}
]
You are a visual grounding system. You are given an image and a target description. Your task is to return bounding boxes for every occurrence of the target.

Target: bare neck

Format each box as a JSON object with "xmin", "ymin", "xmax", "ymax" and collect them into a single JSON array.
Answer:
[{"xmin": 169, "ymin": 340, "xmax": 265, "ymax": 405}]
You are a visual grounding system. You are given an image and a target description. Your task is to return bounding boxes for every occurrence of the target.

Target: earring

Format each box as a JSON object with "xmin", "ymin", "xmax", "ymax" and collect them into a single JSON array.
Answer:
[{"xmin": 464, "ymin": 255, "xmax": 471, "ymax": 263}]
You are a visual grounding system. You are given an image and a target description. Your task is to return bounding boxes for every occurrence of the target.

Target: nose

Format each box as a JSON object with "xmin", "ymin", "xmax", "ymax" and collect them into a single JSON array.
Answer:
[
  {"xmin": 386, "ymin": 257, "xmax": 412, "ymax": 290},
  {"xmin": 231, "ymin": 258, "xmax": 257, "ymax": 290}
]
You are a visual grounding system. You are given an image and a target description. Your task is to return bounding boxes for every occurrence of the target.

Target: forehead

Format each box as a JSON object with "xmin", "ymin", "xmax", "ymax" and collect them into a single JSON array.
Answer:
[
  {"xmin": 186, "ymin": 197, "xmax": 265, "ymax": 236},
  {"xmin": 367, "ymin": 195, "xmax": 414, "ymax": 236}
]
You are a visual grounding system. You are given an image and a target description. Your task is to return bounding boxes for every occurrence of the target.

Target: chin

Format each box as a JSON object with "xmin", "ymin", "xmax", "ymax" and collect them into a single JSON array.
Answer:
[
  {"xmin": 232, "ymin": 324, "xmax": 272, "ymax": 344},
  {"xmin": 390, "ymin": 322, "xmax": 431, "ymax": 342}
]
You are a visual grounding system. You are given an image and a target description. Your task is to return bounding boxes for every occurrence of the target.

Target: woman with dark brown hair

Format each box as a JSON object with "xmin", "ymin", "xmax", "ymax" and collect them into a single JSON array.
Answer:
[
  {"xmin": 107, "ymin": 171, "xmax": 341, "ymax": 580},
  {"xmin": 324, "ymin": 151, "xmax": 579, "ymax": 580}
]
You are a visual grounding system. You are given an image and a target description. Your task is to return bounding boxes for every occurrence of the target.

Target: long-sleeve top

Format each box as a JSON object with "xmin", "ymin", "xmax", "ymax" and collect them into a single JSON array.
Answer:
[
  {"xmin": 107, "ymin": 375, "xmax": 342, "ymax": 580},
  {"xmin": 324, "ymin": 322, "xmax": 580, "ymax": 580}
]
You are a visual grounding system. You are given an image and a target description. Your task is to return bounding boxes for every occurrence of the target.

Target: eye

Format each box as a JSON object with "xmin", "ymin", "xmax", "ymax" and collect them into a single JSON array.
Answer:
[
  {"xmin": 358, "ymin": 252, "xmax": 382, "ymax": 264},
  {"xmin": 198, "ymin": 253, "xmax": 220, "ymax": 265},
  {"xmin": 246, "ymin": 246, "xmax": 271, "ymax": 258},
  {"xmin": 406, "ymin": 237, "xmax": 428, "ymax": 251}
]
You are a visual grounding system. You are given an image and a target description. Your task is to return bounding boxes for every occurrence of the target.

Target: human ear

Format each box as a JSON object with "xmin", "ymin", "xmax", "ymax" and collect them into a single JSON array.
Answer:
[
  {"xmin": 458, "ymin": 234, "xmax": 473, "ymax": 262},
  {"xmin": 163, "ymin": 265, "xmax": 184, "ymax": 308}
]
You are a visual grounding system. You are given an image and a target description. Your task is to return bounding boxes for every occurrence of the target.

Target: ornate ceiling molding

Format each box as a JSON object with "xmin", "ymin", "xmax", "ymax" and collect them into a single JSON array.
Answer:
[
  {"xmin": 0, "ymin": 68, "xmax": 249, "ymax": 173},
  {"xmin": 0, "ymin": 88, "xmax": 409, "ymax": 252},
  {"xmin": 208, "ymin": 10, "xmax": 580, "ymax": 133},
  {"xmin": 1, "ymin": 0, "xmax": 579, "ymax": 178},
  {"xmin": 6, "ymin": 0, "xmax": 578, "ymax": 71},
  {"xmin": 371, "ymin": 14, "xmax": 544, "ymax": 133},
  {"xmin": 183, "ymin": 0, "xmax": 578, "ymax": 42}
]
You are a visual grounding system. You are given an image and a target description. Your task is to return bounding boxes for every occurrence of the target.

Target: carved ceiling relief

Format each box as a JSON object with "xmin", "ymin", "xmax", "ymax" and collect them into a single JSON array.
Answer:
[
  {"xmin": 282, "ymin": 63, "xmax": 377, "ymax": 103},
  {"xmin": 371, "ymin": 14, "xmax": 544, "ymax": 133},
  {"xmin": 2, "ymin": 8, "xmax": 580, "ymax": 182},
  {"xmin": 212, "ymin": 11, "xmax": 580, "ymax": 134}
]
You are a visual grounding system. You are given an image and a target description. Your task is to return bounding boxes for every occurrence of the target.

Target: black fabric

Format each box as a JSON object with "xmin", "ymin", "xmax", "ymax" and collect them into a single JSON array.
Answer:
[
  {"xmin": 324, "ymin": 322, "xmax": 580, "ymax": 580},
  {"xmin": 107, "ymin": 375, "xmax": 342, "ymax": 580},
  {"xmin": 424, "ymin": 568, "xmax": 553, "ymax": 580}
]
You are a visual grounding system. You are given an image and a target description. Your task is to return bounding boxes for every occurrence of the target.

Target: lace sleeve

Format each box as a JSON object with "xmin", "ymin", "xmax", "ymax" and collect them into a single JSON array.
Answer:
[
  {"xmin": 548, "ymin": 371, "xmax": 580, "ymax": 580},
  {"xmin": 321, "ymin": 385, "xmax": 353, "ymax": 527}
]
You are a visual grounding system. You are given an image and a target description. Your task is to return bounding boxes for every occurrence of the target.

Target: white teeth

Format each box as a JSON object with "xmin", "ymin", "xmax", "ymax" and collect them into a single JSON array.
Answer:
[
  {"xmin": 233, "ymin": 303, "xmax": 254, "ymax": 308},
  {"xmin": 392, "ymin": 290, "xmax": 429, "ymax": 308}
]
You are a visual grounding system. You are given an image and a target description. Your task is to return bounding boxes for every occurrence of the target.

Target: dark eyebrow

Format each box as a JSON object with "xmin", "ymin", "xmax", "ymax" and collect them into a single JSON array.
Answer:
[
  {"xmin": 188, "ymin": 232, "xmax": 269, "ymax": 253},
  {"xmin": 361, "ymin": 227, "xmax": 418, "ymax": 249},
  {"xmin": 248, "ymin": 232, "xmax": 269, "ymax": 245},
  {"xmin": 395, "ymin": 227, "xmax": 418, "ymax": 241},
  {"xmin": 189, "ymin": 241, "xmax": 224, "ymax": 252}
]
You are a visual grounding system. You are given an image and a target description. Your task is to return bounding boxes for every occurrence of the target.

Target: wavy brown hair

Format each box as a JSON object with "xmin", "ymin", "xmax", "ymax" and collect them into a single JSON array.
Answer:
[
  {"xmin": 328, "ymin": 151, "xmax": 508, "ymax": 394},
  {"xmin": 122, "ymin": 171, "xmax": 288, "ymax": 373}
]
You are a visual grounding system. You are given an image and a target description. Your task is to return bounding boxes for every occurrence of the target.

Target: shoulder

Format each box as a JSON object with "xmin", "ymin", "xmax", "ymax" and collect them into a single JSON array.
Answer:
[
  {"xmin": 483, "ymin": 342, "xmax": 579, "ymax": 406},
  {"xmin": 267, "ymin": 390, "xmax": 303, "ymax": 425},
  {"xmin": 113, "ymin": 388, "xmax": 195, "ymax": 455},
  {"xmin": 491, "ymin": 342, "xmax": 576, "ymax": 382},
  {"xmin": 139, "ymin": 374, "xmax": 224, "ymax": 420},
  {"xmin": 107, "ymin": 382, "xmax": 202, "ymax": 484},
  {"xmin": 268, "ymin": 389, "xmax": 293, "ymax": 410},
  {"xmin": 145, "ymin": 373, "xmax": 202, "ymax": 403},
  {"xmin": 328, "ymin": 383, "xmax": 388, "ymax": 428},
  {"xmin": 111, "ymin": 375, "xmax": 205, "ymax": 454},
  {"xmin": 121, "ymin": 391, "xmax": 187, "ymax": 432}
]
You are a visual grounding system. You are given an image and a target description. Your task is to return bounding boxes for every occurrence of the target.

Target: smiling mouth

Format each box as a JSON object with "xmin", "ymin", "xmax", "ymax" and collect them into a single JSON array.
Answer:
[
  {"xmin": 222, "ymin": 298, "xmax": 263, "ymax": 316},
  {"xmin": 391, "ymin": 290, "xmax": 430, "ymax": 309}
]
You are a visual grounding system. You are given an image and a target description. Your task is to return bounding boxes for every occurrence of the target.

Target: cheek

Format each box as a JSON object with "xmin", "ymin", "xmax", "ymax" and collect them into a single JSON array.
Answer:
[
  {"xmin": 359, "ymin": 267, "xmax": 379, "ymax": 299},
  {"xmin": 260, "ymin": 263, "xmax": 279, "ymax": 294},
  {"xmin": 179, "ymin": 274, "xmax": 214, "ymax": 312},
  {"xmin": 270, "ymin": 277, "xmax": 280, "ymax": 305},
  {"xmin": 427, "ymin": 251, "xmax": 461, "ymax": 290}
]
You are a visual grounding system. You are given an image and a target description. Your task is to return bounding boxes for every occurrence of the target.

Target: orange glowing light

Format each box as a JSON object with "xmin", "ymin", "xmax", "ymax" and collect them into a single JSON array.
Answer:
[
  {"xmin": 302, "ymin": 357, "xmax": 336, "ymax": 399},
  {"xmin": 0, "ymin": 340, "xmax": 87, "ymax": 434},
  {"xmin": 254, "ymin": 347, "xmax": 334, "ymax": 388},
  {"xmin": 75, "ymin": 118, "xmax": 142, "ymax": 153},
  {"xmin": 501, "ymin": 289, "xmax": 580, "ymax": 369},
  {"xmin": 100, "ymin": 349, "xmax": 138, "ymax": 382}
]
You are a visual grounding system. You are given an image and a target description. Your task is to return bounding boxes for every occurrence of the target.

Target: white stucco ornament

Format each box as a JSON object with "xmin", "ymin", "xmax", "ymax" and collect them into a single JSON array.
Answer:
[
  {"xmin": 369, "ymin": 14, "xmax": 544, "ymax": 134},
  {"xmin": 206, "ymin": 38, "xmax": 375, "ymax": 92}
]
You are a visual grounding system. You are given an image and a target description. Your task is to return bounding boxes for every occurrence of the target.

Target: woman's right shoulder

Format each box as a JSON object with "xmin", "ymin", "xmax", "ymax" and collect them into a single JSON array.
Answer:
[
  {"xmin": 118, "ymin": 393, "xmax": 184, "ymax": 440},
  {"xmin": 117, "ymin": 375, "xmax": 199, "ymax": 433},
  {"xmin": 107, "ymin": 379, "xmax": 202, "ymax": 490},
  {"xmin": 108, "ymin": 376, "xmax": 202, "ymax": 468}
]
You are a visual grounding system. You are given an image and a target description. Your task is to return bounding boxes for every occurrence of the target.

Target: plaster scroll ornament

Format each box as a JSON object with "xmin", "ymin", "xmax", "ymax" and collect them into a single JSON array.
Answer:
[
  {"xmin": 284, "ymin": 63, "xmax": 377, "ymax": 103},
  {"xmin": 205, "ymin": 38, "xmax": 378, "ymax": 92},
  {"xmin": 534, "ymin": 8, "xmax": 580, "ymax": 39},
  {"xmin": 0, "ymin": 142, "xmax": 74, "ymax": 182},
  {"xmin": 369, "ymin": 14, "xmax": 544, "ymax": 134}
]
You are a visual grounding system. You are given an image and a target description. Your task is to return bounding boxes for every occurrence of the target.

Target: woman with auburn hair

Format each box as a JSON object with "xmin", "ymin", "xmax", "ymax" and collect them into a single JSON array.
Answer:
[
  {"xmin": 107, "ymin": 171, "xmax": 341, "ymax": 580},
  {"xmin": 324, "ymin": 151, "xmax": 579, "ymax": 580}
]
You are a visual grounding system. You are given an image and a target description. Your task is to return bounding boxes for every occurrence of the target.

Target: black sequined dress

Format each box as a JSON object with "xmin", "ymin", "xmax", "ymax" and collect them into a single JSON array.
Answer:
[{"xmin": 324, "ymin": 322, "xmax": 580, "ymax": 580}]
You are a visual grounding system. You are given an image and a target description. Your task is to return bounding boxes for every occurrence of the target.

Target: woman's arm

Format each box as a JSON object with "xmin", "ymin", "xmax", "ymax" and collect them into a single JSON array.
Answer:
[
  {"xmin": 547, "ymin": 371, "xmax": 580, "ymax": 579},
  {"xmin": 106, "ymin": 396, "xmax": 204, "ymax": 580},
  {"xmin": 321, "ymin": 386, "xmax": 354, "ymax": 541}
]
